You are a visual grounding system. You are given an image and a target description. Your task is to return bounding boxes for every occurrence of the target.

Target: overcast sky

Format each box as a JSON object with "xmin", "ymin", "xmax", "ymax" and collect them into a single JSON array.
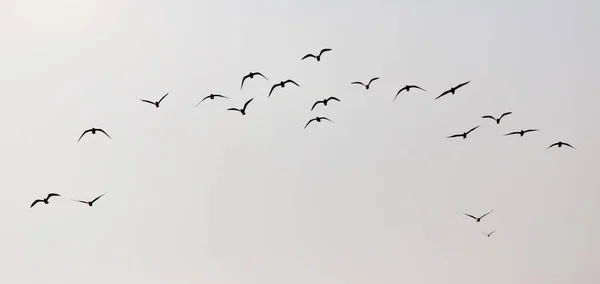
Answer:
[{"xmin": 1, "ymin": 0, "xmax": 599, "ymax": 283}]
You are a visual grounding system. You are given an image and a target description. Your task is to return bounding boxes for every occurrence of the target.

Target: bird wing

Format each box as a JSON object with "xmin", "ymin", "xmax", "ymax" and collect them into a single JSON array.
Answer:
[
  {"xmin": 240, "ymin": 74, "xmax": 250, "ymax": 90},
  {"xmin": 482, "ymin": 115, "xmax": 496, "ymax": 120},
  {"xmin": 435, "ymin": 90, "xmax": 451, "ymax": 100},
  {"xmin": 455, "ymin": 81, "xmax": 471, "ymax": 89},
  {"xmin": 396, "ymin": 86, "xmax": 408, "ymax": 96},
  {"xmin": 504, "ymin": 131, "xmax": 520, "ymax": 136},
  {"xmin": 447, "ymin": 134, "xmax": 463, "ymax": 138},
  {"xmin": 72, "ymin": 199, "xmax": 88, "ymax": 204},
  {"xmin": 304, "ymin": 118, "xmax": 316, "ymax": 129},
  {"xmin": 213, "ymin": 95, "xmax": 229, "ymax": 99},
  {"xmin": 409, "ymin": 85, "xmax": 426, "ymax": 91},
  {"xmin": 320, "ymin": 117, "xmax": 334, "ymax": 123},
  {"xmin": 368, "ymin": 77, "xmax": 380, "ymax": 85},
  {"xmin": 242, "ymin": 98, "xmax": 254, "ymax": 111},
  {"xmin": 157, "ymin": 92, "xmax": 169, "ymax": 104},
  {"xmin": 227, "ymin": 108, "xmax": 241, "ymax": 112},
  {"xmin": 97, "ymin": 129, "xmax": 111, "ymax": 139},
  {"xmin": 301, "ymin": 54, "xmax": 316, "ymax": 60},
  {"xmin": 195, "ymin": 96, "xmax": 211, "ymax": 107},
  {"xmin": 547, "ymin": 142, "xmax": 560, "ymax": 149},
  {"xmin": 30, "ymin": 199, "xmax": 43, "ymax": 208},
  {"xmin": 268, "ymin": 84, "xmax": 278, "ymax": 97},
  {"xmin": 319, "ymin": 48, "xmax": 332, "ymax": 56},
  {"xmin": 563, "ymin": 142, "xmax": 575, "ymax": 149},
  {"xmin": 140, "ymin": 99, "xmax": 155, "ymax": 105},
  {"xmin": 499, "ymin": 112, "xmax": 512, "ymax": 119},
  {"xmin": 311, "ymin": 100, "xmax": 323, "ymax": 111},
  {"xmin": 466, "ymin": 125, "xmax": 480, "ymax": 134},
  {"xmin": 91, "ymin": 192, "xmax": 107, "ymax": 203},
  {"xmin": 47, "ymin": 193, "xmax": 60, "ymax": 199},
  {"xmin": 254, "ymin": 72, "xmax": 268, "ymax": 80},
  {"xmin": 488, "ymin": 230, "xmax": 496, "ymax": 236},
  {"xmin": 479, "ymin": 209, "xmax": 494, "ymax": 219},
  {"xmin": 351, "ymin": 81, "xmax": 366, "ymax": 86},
  {"xmin": 463, "ymin": 213, "xmax": 477, "ymax": 220},
  {"xmin": 328, "ymin": 97, "xmax": 341, "ymax": 102},
  {"xmin": 284, "ymin": 79, "xmax": 300, "ymax": 87},
  {"xmin": 77, "ymin": 129, "xmax": 92, "ymax": 142},
  {"xmin": 523, "ymin": 129, "xmax": 539, "ymax": 133}
]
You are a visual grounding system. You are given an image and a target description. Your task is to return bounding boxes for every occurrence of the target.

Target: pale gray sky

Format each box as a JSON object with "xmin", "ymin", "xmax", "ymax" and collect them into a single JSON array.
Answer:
[{"xmin": 1, "ymin": 0, "xmax": 599, "ymax": 283}]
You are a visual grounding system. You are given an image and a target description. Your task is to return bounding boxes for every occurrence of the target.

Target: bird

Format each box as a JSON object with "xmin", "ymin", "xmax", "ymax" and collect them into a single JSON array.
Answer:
[
  {"xmin": 30, "ymin": 193, "xmax": 60, "ymax": 208},
  {"xmin": 447, "ymin": 126, "xmax": 480, "ymax": 139},
  {"xmin": 72, "ymin": 193, "xmax": 107, "ymax": 207},
  {"xmin": 78, "ymin": 128, "xmax": 111, "ymax": 142},
  {"xmin": 311, "ymin": 97, "xmax": 341, "ymax": 111},
  {"xmin": 304, "ymin": 117, "xmax": 334, "ymax": 129},
  {"xmin": 228, "ymin": 98, "xmax": 254, "ymax": 115},
  {"xmin": 196, "ymin": 94, "xmax": 229, "ymax": 107},
  {"xmin": 140, "ymin": 92, "xmax": 169, "ymax": 108},
  {"xmin": 351, "ymin": 77, "xmax": 379, "ymax": 90},
  {"xmin": 482, "ymin": 230, "xmax": 496, "ymax": 238},
  {"xmin": 463, "ymin": 209, "xmax": 494, "ymax": 222},
  {"xmin": 394, "ymin": 85, "xmax": 426, "ymax": 101},
  {"xmin": 240, "ymin": 72, "xmax": 268, "ymax": 90},
  {"xmin": 547, "ymin": 141, "xmax": 575, "ymax": 149},
  {"xmin": 435, "ymin": 81, "xmax": 470, "ymax": 100},
  {"xmin": 301, "ymin": 48, "xmax": 332, "ymax": 62},
  {"xmin": 268, "ymin": 79, "xmax": 300, "ymax": 97},
  {"xmin": 504, "ymin": 129, "xmax": 539, "ymax": 137},
  {"xmin": 482, "ymin": 112, "xmax": 512, "ymax": 124}
]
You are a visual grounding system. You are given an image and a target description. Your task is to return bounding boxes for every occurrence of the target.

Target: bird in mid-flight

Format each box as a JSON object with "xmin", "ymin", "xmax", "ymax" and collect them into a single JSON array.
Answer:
[
  {"xmin": 394, "ymin": 85, "xmax": 426, "ymax": 101},
  {"xmin": 268, "ymin": 80, "xmax": 300, "ymax": 97},
  {"xmin": 482, "ymin": 230, "xmax": 496, "ymax": 237},
  {"xmin": 78, "ymin": 128, "xmax": 111, "ymax": 142},
  {"xmin": 504, "ymin": 129, "xmax": 539, "ymax": 137},
  {"xmin": 196, "ymin": 94, "xmax": 229, "ymax": 107},
  {"xmin": 31, "ymin": 193, "xmax": 60, "ymax": 208},
  {"xmin": 305, "ymin": 117, "xmax": 334, "ymax": 129},
  {"xmin": 301, "ymin": 48, "xmax": 332, "ymax": 62},
  {"xmin": 72, "ymin": 193, "xmax": 106, "ymax": 207},
  {"xmin": 482, "ymin": 112, "xmax": 512, "ymax": 124},
  {"xmin": 463, "ymin": 209, "xmax": 493, "ymax": 222},
  {"xmin": 351, "ymin": 77, "xmax": 379, "ymax": 90},
  {"xmin": 240, "ymin": 72, "xmax": 268, "ymax": 90},
  {"xmin": 228, "ymin": 98, "xmax": 254, "ymax": 115},
  {"xmin": 311, "ymin": 97, "xmax": 340, "ymax": 111},
  {"xmin": 547, "ymin": 141, "xmax": 575, "ymax": 149},
  {"xmin": 140, "ymin": 92, "xmax": 169, "ymax": 108},
  {"xmin": 435, "ymin": 81, "xmax": 470, "ymax": 100},
  {"xmin": 447, "ymin": 126, "xmax": 480, "ymax": 139}
]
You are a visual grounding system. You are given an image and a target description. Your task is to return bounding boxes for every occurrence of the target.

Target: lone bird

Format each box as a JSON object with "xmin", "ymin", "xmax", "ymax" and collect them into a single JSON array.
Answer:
[
  {"xmin": 435, "ymin": 81, "xmax": 470, "ymax": 100},
  {"xmin": 547, "ymin": 141, "xmax": 575, "ymax": 149},
  {"xmin": 463, "ymin": 209, "xmax": 494, "ymax": 222},
  {"xmin": 311, "ymin": 97, "xmax": 341, "ymax": 111},
  {"xmin": 351, "ymin": 77, "xmax": 379, "ymax": 90},
  {"xmin": 72, "ymin": 193, "xmax": 107, "ymax": 207},
  {"xmin": 240, "ymin": 72, "xmax": 268, "ymax": 90},
  {"xmin": 447, "ymin": 126, "xmax": 480, "ymax": 139},
  {"xmin": 394, "ymin": 85, "xmax": 426, "ymax": 101},
  {"xmin": 482, "ymin": 112, "xmax": 512, "ymax": 124},
  {"xmin": 31, "ymin": 193, "xmax": 60, "ymax": 208},
  {"xmin": 78, "ymin": 128, "xmax": 111, "ymax": 142},
  {"xmin": 482, "ymin": 230, "xmax": 496, "ymax": 238},
  {"xmin": 268, "ymin": 79, "xmax": 300, "ymax": 97},
  {"xmin": 228, "ymin": 98, "xmax": 254, "ymax": 115},
  {"xmin": 140, "ymin": 92, "xmax": 169, "ymax": 108},
  {"xmin": 196, "ymin": 94, "xmax": 229, "ymax": 107},
  {"xmin": 305, "ymin": 116, "xmax": 334, "ymax": 129},
  {"xmin": 505, "ymin": 129, "xmax": 539, "ymax": 137},
  {"xmin": 301, "ymin": 48, "xmax": 332, "ymax": 62}
]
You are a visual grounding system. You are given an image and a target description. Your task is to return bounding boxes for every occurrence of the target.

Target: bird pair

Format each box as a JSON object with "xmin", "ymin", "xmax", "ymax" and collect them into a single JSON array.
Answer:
[{"xmin": 30, "ymin": 193, "xmax": 106, "ymax": 208}]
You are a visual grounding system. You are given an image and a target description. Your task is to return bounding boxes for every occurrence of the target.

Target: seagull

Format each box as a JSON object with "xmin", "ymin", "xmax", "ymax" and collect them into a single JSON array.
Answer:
[
  {"xmin": 72, "ymin": 193, "xmax": 107, "ymax": 207},
  {"xmin": 228, "ymin": 98, "xmax": 254, "ymax": 115},
  {"xmin": 301, "ymin": 48, "xmax": 332, "ymax": 62},
  {"xmin": 504, "ymin": 129, "xmax": 539, "ymax": 137},
  {"xmin": 394, "ymin": 85, "xmax": 426, "ymax": 101},
  {"xmin": 482, "ymin": 230, "xmax": 496, "ymax": 238},
  {"xmin": 30, "ymin": 193, "xmax": 60, "ymax": 208},
  {"xmin": 240, "ymin": 72, "xmax": 268, "ymax": 90},
  {"xmin": 463, "ymin": 209, "xmax": 493, "ymax": 222},
  {"xmin": 351, "ymin": 77, "xmax": 379, "ymax": 90},
  {"xmin": 268, "ymin": 79, "xmax": 300, "ymax": 97},
  {"xmin": 140, "ymin": 92, "xmax": 169, "ymax": 108},
  {"xmin": 447, "ymin": 126, "xmax": 480, "ymax": 139},
  {"xmin": 435, "ymin": 81, "xmax": 470, "ymax": 100},
  {"xmin": 196, "ymin": 94, "xmax": 229, "ymax": 107},
  {"xmin": 305, "ymin": 117, "xmax": 334, "ymax": 129},
  {"xmin": 78, "ymin": 128, "xmax": 111, "ymax": 142},
  {"xmin": 311, "ymin": 97, "xmax": 341, "ymax": 111},
  {"xmin": 482, "ymin": 112, "xmax": 512, "ymax": 124},
  {"xmin": 547, "ymin": 141, "xmax": 575, "ymax": 149}
]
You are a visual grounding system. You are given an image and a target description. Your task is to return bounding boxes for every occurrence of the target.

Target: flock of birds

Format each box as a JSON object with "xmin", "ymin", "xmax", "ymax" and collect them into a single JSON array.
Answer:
[{"xmin": 31, "ymin": 47, "xmax": 576, "ymax": 237}]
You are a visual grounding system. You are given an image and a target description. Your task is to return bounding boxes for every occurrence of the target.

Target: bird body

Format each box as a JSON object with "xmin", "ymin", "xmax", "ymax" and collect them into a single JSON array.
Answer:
[
  {"xmin": 547, "ymin": 141, "xmax": 575, "ymax": 149},
  {"xmin": 228, "ymin": 98, "xmax": 254, "ymax": 115},
  {"xmin": 140, "ymin": 92, "xmax": 169, "ymax": 108},
  {"xmin": 447, "ymin": 126, "xmax": 480, "ymax": 139},
  {"xmin": 463, "ymin": 209, "xmax": 493, "ymax": 222},
  {"xmin": 240, "ymin": 72, "xmax": 268, "ymax": 90},
  {"xmin": 482, "ymin": 112, "xmax": 512, "ymax": 124},
  {"xmin": 196, "ymin": 94, "xmax": 229, "ymax": 107},
  {"xmin": 305, "ymin": 116, "xmax": 334, "ymax": 129},
  {"xmin": 505, "ymin": 129, "xmax": 539, "ymax": 137},
  {"xmin": 435, "ymin": 81, "xmax": 470, "ymax": 100},
  {"xmin": 31, "ymin": 193, "xmax": 60, "ymax": 208},
  {"xmin": 268, "ymin": 79, "xmax": 300, "ymax": 97},
  {"xmin": 311, "ymin": 97, "xmax": 340, "ymax": 111},
  {"xmin": 73, "ymin": 193, "xmax": 106, "ymax": 207},
  {"xmin": 78, "ymin": 128, "xmax": 111, "ymax": 142},
  {"xmin": 394, "ymin": 85, "xmax": 426, "ymax": 101},
  {"xmin": 302, "ymin": 48, "xmax": 332, "ymax": 61},
  {"xmin": 351, "ymin": 77, "xmax": 379, "ymax": 90}
]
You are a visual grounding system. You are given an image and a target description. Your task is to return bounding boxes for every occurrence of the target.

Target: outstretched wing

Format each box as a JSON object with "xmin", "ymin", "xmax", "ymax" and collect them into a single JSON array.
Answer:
[
  {"xmin": 466, "ymin": 125, "xmax": 480, "ymax": 135},
  {"xmin": 563, "ymin": 142, "xmax": 576, "ymax": 149},
  {"xmin": 77, "ymin": 129, "xmax": 92, "ymax": 142},
  {"xmin": 409, "ymin": 85, "xmax": 426, "ymax": 91},
  {"xmin": 479, "ymin": 209, "xmax": 494, "ymax": 219},
  {"xmin": 447, "ymin": 134, "xmax": 463, "ymax": 139},
  {"xmin": 482, "ymin": 115, "xmax": 496, "ymax": 121},
  {"xmin": 547, "ymin": 142, "xmax": 560, "ymax": 149},
  {"xmin": 91, "ymin": 192, "xmax": 107, "ymax": 204},
  {"xmin": 72, "ymin": 199, "xmax": 88, "ymax": 204},
  {"xmin": 454, "ymin": 81, "xmax": 470, "ymax": 90},
  {"xmin": 304, "ymin": 118, "xmax": 316, "ymax": 129},
  {"xmin": 242, "ymin": 98, "xmax": 254, "ymax": 111},
  {"xmin": 240, "ymin": 74, "xmax": 250, "ymax": 90},
  {"xmin": 351, "ymin": 81, "xmax": 366, "ymax": 87},
  {"xmin": 196, "ymin": 95, "xmax": 211, "ymax": 107},
  {"xmin": 396, "ymin": 86, "xmax": 408, "ymax": 96},
  {"xmin": 227, "ymin": 108, "xmax": 241, "ymax": 112},
  {"xmin": 499, "ymin": 112, "xmax": 512, "ymax": 119},
  {"xmin": 523, "ymin": 129, "xmax": 539, "ymax": 133},
  {"xmin": 327, "ymin": 97, "xmax": 340, "ymax": 102},
  {"xmin": 368, "ymin": 77, "xmax": 380, "ymax": 85},
  {"xmin": 157, "ymin": 92, "xmax": 169, "ymax": 104},
  {"xmin": 97, "ymin": 129, "xmax": 111, "ymax": 139},
  {"xmin": 47, "ymin": 193, "xmax": 60, "ymax": 199},
  {"xmin": 319, "ymin": 117, "xmax": 334, "ymax": 123},
  {"xmin": 30, "ymin": 199, "xmax": 43, "ymax": 208},
  {"xmin": 435, "ymin": 90, "xmax": 451, "ymax": 100},
  {"xmin": 319, "ymin": 48, "xmax": 332, "ymax": 56},
  {"xmin": 488, "ymin": 230, "xmax": 496, "ymax": 236},
  {"xmin": 268, "ymin": 84, "xmax": 278, "ymax": 97},
  {"xmin": 463, "ymin": 213, "xmax": 477, "ymax": 220},
  {"xmin": 301, "ymin": 54, "xmax": 317, "ymax": 60},
  {"xmin": 311, "ymin": 100, "xmax": 323, "ymax": 111},
  {"xmin": 140, "ymin": 99, "xmax": 155, "ymax": 105},
  {"xmin": 254, "ymin": 72, "xmax": 268, "ymax": 80},
  {"xmin": 284, "ymin": 79, "xmax": 300, "ymax": 87},
  {"xmin": 504, "ymin": 131, "xmax": 520, "ymax": 136}
]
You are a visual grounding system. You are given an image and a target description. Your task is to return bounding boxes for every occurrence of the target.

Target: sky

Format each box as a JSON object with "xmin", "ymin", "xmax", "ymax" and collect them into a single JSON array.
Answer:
[{"xmin": 1, "ymin": 0, "xmax": 599, "ymax": 283}]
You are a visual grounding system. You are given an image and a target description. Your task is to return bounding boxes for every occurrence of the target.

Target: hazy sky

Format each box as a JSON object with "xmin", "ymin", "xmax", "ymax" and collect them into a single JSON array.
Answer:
[{"xmin": 1, "ymin": 0, "xmax": 600, "ymax": 283}]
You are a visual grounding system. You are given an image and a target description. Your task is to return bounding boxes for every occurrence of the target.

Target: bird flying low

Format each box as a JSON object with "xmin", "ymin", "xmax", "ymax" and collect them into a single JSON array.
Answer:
[
  {"xmin": 394, "ymin": 85, "xmax": 426, "ymax": 101},
  {"xmin": 196, "ymin": 94, "xmax": 229, "ymax": 107},
  {"xmin": 463, "ymin": 209, "xmax": 494, "ymax": 222},
  {"xmin": 72, "ymin": 193, "xmax": 107, "ymax": 207},
  {"xmin": 304, "ymin": 116, "xmax": 334, "ymax": 129},
  {"xmin": 268, "ymin": 80, "xmax": 300, "ymax": 97},
  {"xmin": 31, "ymin": 193, "xmax": 60, "ymax": 208},
  {"xmin": 301, "ymin": 48, "xmax": 332, "ymax": 62},
  {"xmin": 311, "ymin": 97, "xmax": 341, "ymax": 111},
  {"xmin": 547, "ymin": 141, "xmax": 575, "ymax": 149},
  {"xmin": 504, "ymin": 129, "xmax": 539, "ymax": 137},
  {"xmin": 351, "ymin": 77, "xmax": 379, "ymax": 90},
  {"xmin": 482, "ymin": 112, "xmax": 512, "ymax": 124},
  {"xmin": 447, "ymin": 126, "xmax": 480, "ymax": 139},
  {"xmin": 78, "ymin": 128, "xmax": 111, "ymax": 142},
  {"xmin": 435, "ymin": 81, "xmax": 470, "ymax": 100},
  {"xmin": 140, "ymin": 92, "xmax": 170, "ymax": 108},
  {"xmin": 227, "ymin": 98, "xmax": 254, "ymax": 115},
  {"xmin": 240, "ymin": 72, "xmax": 268, "ymax": 90}
]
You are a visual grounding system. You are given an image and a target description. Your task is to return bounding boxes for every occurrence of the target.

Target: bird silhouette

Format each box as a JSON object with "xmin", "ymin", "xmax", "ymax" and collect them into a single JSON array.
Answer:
[
  {"xmin": 482, "ymin": 230, "xmax": 496, "ymax": 237},
  {"xmin": 447, "ymin": 126, "xmax": 480, "ymax": 139},
  {"xmin": 140, "ymin": 92, "xmax": 169, "ymax": 108},
  {"xmin": 351, "ymin": 77, "xmax": 379, "ymax": 90},
  {"xmin": 547, "ymin": 141, "xmax": 575, "ymax": 149},
  {"xmin": 228, "ymin": 98, "xmax": 254, "ymax": 115},
  {"xmin": 463, "ymin": 209, "xmax": 493, "ymax": 222},
  {"xmin": 394, "ymin": 85, "xmax": 426, "ymax": 101},
  {"xmin": 304, "ymin": 117, "xmax": 334, "ymax": 129},
  {"xmin": 72, "ymin": 193, "xmax": 106, "ymax": 207},
  {"xmin": 311, "ymin": 97, "xmax": 341, "ymax": 111},
  {"xmin": 482, "ymin": 112, "xmax": 512, "ymax": 124},
  {"xmin": 78, "ymin": 128, "xmax": 111, "ymax": 142},
  {"xmin": 301, "ymin": 48, "xmax": 332, "ymax": 61},
  {"xmin": 30, "ymin": 193, "xmax": 60, "ymax": 208},
  {"xmin": 504, "ymin": 129, "xmax": 539, "ymax": 137},
  {"xmin": 268, "ymin": 80, "xmax": 300, "ymax": 97},
  {"xmin": 435, "ymin": 81, "xmax": 470, "ymax": 100},
  {"xmin": 240, "ymin": 72, "xmax": 268, "ymax": 90},
  {"xmin": 196, "ymin": 94, "xmax": 229, "ymax": 107}
]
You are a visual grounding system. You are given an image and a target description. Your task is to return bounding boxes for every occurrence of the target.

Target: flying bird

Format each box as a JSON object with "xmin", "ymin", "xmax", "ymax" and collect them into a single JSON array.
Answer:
[
  {"xmin": 78, "ymin": 128, "xmax": 111, "ymax": 142},
  {"xmin": 435, "ymin": 81, "xmax": 470, "ymax": 100},
  {"xmin": 482, "ymin": 112, "xmax": 512, "ymax": 124},
  {"xmin": 228, "ymin": 98, "xmax": 254, "ymax": 115},
  {"xmin": 504, "ymin": 129, "xmax": 539, "ymax": 137},
  {"xmin": 547, "ymin": 141, "xmax": 575, "ymax": 149},
  {"xmin": 394, "ymin": 85, "xmax": 426, "ymax": 101},
  {"xmin": 301, "ymin": 48, "xmax": 332, "ymax": 62},
  {"xmin": 351, "ymin": 77, "xmax": 379, "ymax": 90},
  {"xmin": 240, "ymin": 72, "xmax": 268, "ymax": 90},
  {"xmin": 30, "ymin": 193, "xmax": 60, "ymax": 208},
  {"xmin": 196, "ymin": 94, "xmax": 229, "ymax": 107},
  {"xmin": 482, "ymin": 230, "xmax": 496, "ymax": 237},
  {"xmin": 447, "ymin": 126, "xmax": 480, "ymax": 139},
  {"xmin": 268, "ymin": 79, "xmax": 300, "ymax": 97},
  {"xmin": 463, "ymin": 209, "xmax": 494, "ymax": 222},
  {"xmin": 140, "ymin": 92, "xmax": 169, "ymax": 108},
  {"xmin": 311, "ymin": 97, "xmax": 341, "ymax": 111},
  {"xmin": 72, "ymin": 193, "xmax": 106, "ymax": 207},
  {"xmin": 304, "ymin": 117, "xmax": 334, "ymax": 129}
]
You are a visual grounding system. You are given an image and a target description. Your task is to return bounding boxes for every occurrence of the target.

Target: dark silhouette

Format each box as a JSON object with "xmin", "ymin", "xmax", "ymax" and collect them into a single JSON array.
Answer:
[
  {"xmin": 482, "ymin": 230, "xmax": 496, "ymax": 237},
  {"xmin": 72, "ymin": 193, "xmax": 107, "ymax": 207},
  {"xmin": 78, "ymin": 128, "xmax": 111, "ymax": 142},
  {"xmin": 311, "ymin": 97, "xmax": 341, "ymax": 111},
  {"xmin": 351, "ymin": 77, "xmax": 379, "ymax": 90},
  {"xmin": 240, "ymin": 72, "xmax": 268, "ymax": 90},
  {"xmin": 140, "ymin": 92, "xmax": 169, "ymax": 108},
  {"xmin": 196, "ymin": 94, "xmax": 229, "ymax": 107},
  {"xmin": 394, "ymin": 85, "xmax": 426, "ymax": 101},
  {"xmin": 31, "ymin": 193, "xmax": 60, "ymax": 208},
  {"xmin": 301, "ymin": 48, "xmax": 332, "ymax": 61},
  {"xmin": 547, "ymin": 141, "xmax": 575, "ymax": 149},
  {"xmin": 228, "ymin": 98, "xmax": 254, "ymax": 115},
  {"xmin": 504, "ymin": 129, "xmax": 539, "ymax": 137},
  {"xmin": 435, "ymin": 81, "xmax": 470, "ymax": 100},
  {"xmin": 463, "ymin": 209, "xmax": 493, "ymax": 222},
  {"xmin": 268, "ymin": 80, "xmax": 300, "ymax": 97},
  {"xmin": 447, "ymin": 126, "xmax": 480, "ymax": 139},
  {"xmin": 482, "ymin": 112, "xmax": 512, "ymax": 124},
  {"xmin": 305, "ymin": 117, "xmax": 334, "ymax": 129}
]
